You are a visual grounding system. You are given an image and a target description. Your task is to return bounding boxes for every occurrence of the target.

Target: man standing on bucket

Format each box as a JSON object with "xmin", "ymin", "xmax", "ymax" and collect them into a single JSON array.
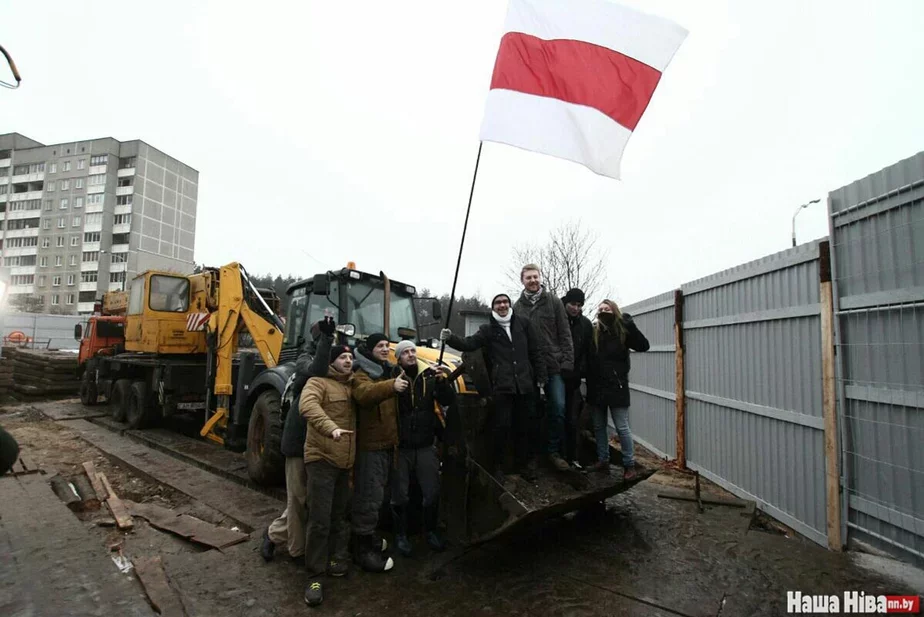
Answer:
[{"xmin": 514, "ymin": 264, "xmax": 574, "ymax": 471}]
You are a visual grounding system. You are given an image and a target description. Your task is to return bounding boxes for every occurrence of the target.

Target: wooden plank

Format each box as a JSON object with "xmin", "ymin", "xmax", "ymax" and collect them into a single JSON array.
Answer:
[
  {"xmin": 82, "ymin": 461, "xmax": 109, "ymax": 500},
  {"xmin": 674, "ymin": 290, "xmax": 686, "ymax": 468},
  {"xmin": 97, "ymin": 472, "xmax": 133, "ymax": 530},
  {"xmin": 126, "ymin": 500, "xmax": 249, "ymax": 550},
  {"xmin": 656, "ymin": 488, "xmax": 750, "ymax": 509},
  {"xmin": 132, "ymin": 556, "xmax": 187, "ymax": 617},
  {"xmin": 17, "ymin": 452, "xmax": 38, "ymax": 471},
  {"xmin": 819, "ymin": 241, "xmax": 843, "ymax": 551}
]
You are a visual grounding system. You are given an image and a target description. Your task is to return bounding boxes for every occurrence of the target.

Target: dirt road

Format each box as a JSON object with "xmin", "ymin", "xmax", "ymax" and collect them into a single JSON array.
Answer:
[{"xmin": 0, "ymin": 399, "xmax": 916, "ymax": 616}]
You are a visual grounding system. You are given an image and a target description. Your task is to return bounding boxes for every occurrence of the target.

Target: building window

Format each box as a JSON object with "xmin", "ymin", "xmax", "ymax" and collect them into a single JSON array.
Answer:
[
  {"xmin": 90, "ymin": 155, "xmax": 108, "ymax": 166},
  {"xmin": 84, "ymin": 232, "xmax": 101, "ymax": 243},
  {"xmin": 88, "ymin": 174, "xmax": 106, "ymax": 186},
  {"xmin": 74, "ymin": 196, "xmax": 84, "ymax": 208},
  {"xmin": 11, "ymin": 275, "xmax": 35, "ymax": 286},
  {"xmin": 38, "ymin": 276, "xmax": 46, "ymax": 287},
  {"xmin": 72, "ymin": 215, "xmax": 81, "ymax": 227},
  {"xmin": 75, "ymin": 178, "xmax": 84, "ymax": 189},
  {"xmin": 77, "ymin": 159, "xmax": 86, "ymax": 170},
  {"xmin": 112, "ymin": 233, "xmax": 130, "ymax": 245},
  {"xmin": 63, "ymin": 161, "xmax": 71, "ymax": 172},
  {"xmin": 56, "ymin": 236, "xmax": 64, "ymax": 248},
  {"xmin": 53, "ymin": 276, "xmax": 61, "ymax": 286},
  {"xmin": 42, "ymin": 219, "xmax": 51, "ymax": 230},
  {"xmin": 114, "ymin": 214, "xmax": 132, "ymax": 226},
  {"xmin": 57, "ymin": 217, "xmax": 66, "ymax": 228},
  {"xmin": 81, "ymin": 272, "xmax": 98, "ymax": 283},
  {"xmin": 119, "ymin": 157, "xmax": 136, "ymax": 169},
  {"xmin": 67, "ymin": 274, "xmax": 76, "ymax": 286},
  {"xmin": 41, "ymin": 237, "xmax": 50, "ymax": 248},
  {"xmin": 70, "ymin": 236, "xmax": 79, "ymax": 247},
  {"xmin": 39, "ymin": 256, "xmax": 48, "ymax": 267},
  {"xmin": 116, "ymin": 195, "xmax": 133, "ymax": 206},
  {"xmin": 117, "ymin": 177, "xmax": 133, "ymax": 187},
  {"xmin": 43, "ymin": 200, "xmax": 53, "ymax": 211},
  {"xmin": 67, "ymin": 294, "xmax": 75, "ymax": 305},
  {"xmin": 49, "ymin": 163, "xmax": 57, "ymax": 174},
  {"xmin": 85, "ymin": 213, "xmax": 102, "ymax": 226},
  {"xmin": 82, "ymin": 251, "xmax": 99, "ymax": 263},
  {"xmin": 111, "ymin": 271, "xmax": 127, "ymax": 284},
  {"xmin": 46, "ymin": 181, "xmax": 55, "ymax": 192},
  {"xmin": 111, "ymin": 252, "xmax": 128, "ymax": 264},
  {"xmin": 51, "ymin": 294, "xmax": 60, "ymax": 305},
  {"xmin": 61, "ymin": 180, "xmax": 70, "ymax": 190},
  {"xmin": 69, "ymin": 255, "xmax": 77, "ymax": 266},
  {"xmin": 54, "ymin": 256, "xmax": 63, "ymax": 267},
  {"xmin": 60, "ymin": 198, "xmax": 68, "ymax": 209},
  {"xmin": 87, "ymin": 194, "xmax": 103, "ymax": 206}
]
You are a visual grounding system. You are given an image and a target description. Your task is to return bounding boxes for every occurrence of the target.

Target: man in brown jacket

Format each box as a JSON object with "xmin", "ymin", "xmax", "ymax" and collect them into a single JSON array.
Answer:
[
  {"xmin": 299, "ymin": 344, "xmax": 358, "ymax": 607},
  {"xmin": 350, "ymin": 333, "xmax": 405, "ymax": 572}
]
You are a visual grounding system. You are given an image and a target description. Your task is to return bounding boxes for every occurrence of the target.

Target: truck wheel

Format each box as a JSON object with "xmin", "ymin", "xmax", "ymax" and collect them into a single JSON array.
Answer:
[
  {"xmin": 80, "ymin": 374, "xmax": 98, "ymax": 406},
  {"xmin": 246, "ymin": 390, "xmax": 285, "ymax": 485},
  {"xmin": 110, "ymin": 379, "xmax": 132, "ymax": 422},
  {"xmin": 126, "ymin": 381, "xmax": 153, "ymax": 430}
]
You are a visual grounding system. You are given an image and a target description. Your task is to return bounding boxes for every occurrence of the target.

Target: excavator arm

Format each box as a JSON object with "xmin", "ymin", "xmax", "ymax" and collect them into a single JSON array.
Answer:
[{"xmin": 201, "ymin": 262, "xmax": 284, "ymax": 442}]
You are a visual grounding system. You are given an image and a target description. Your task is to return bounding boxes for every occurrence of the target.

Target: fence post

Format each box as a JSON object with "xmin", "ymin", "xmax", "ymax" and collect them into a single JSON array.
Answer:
[
  {"xmin": 674, "ymin": 289, "xmax": 686, "ymax": 468},
  {"xmin": 818, "ymin": 240, "xmax": 843, "ymax": 551}
]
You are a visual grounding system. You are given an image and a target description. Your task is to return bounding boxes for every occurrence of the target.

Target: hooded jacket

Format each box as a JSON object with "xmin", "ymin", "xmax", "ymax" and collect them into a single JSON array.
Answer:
[
  {"xmin": 392, "ymin": 359, "xmax": 456, "ymax": 449},
  {"xmin": 299, "ymin": 366, "xmax": 356, "ymax": 468},
  {"xmin": 514, "ymin": 287, "xmax": 574, "ymax": 376},
  {"xmin": 351, "ymin": 347, "xmax": 400, "ymax": 452}
]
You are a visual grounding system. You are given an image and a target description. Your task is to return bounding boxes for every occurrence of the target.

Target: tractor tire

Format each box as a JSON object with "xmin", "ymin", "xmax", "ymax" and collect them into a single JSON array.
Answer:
[
  {"xmin": 126, "ymin": 381, "xmax": 155, "ymax": 430},
  {"xmin": 79, "ymin": 373, "xmax": 98, "ymax": 406},
  {"xmin": 246, "ymin": 390, "xmax": 285, "ymax": 486},
  {"xmin": 110, "ymin": 379, "xmax": 132, "ymax": 422}
]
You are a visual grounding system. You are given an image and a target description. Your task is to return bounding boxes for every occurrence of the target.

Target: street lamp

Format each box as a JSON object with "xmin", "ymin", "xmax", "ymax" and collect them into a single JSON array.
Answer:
[{"xmin": 792, "ymin": 199, "xmax": 821, "ymax": 247}]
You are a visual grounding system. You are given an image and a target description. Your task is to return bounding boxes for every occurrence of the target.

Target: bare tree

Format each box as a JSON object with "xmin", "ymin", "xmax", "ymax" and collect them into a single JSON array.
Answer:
[{"xmin": 505, "ymin": 220, "xmax": 611, "ymax": 305}]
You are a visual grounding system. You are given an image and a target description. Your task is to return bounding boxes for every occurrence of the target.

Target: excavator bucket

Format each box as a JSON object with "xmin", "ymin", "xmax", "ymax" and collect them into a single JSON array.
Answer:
[{"xmin": 440, "ymin": 349, "xmax": 656, "ymax": 547}]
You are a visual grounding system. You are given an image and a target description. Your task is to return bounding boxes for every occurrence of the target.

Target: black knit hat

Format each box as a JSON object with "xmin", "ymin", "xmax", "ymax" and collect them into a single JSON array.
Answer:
[
  {"xmin": 365, "ymin": 333, "xmax": 388, "ymax": 350},
  {"xmin": 491, "ymin": 293, "xmax": 511, "ymax": 307},
  {"xmin": 329, "ymin": 344, "xmax": 352, "ymax": 365},
  {"xmin": 562, "ymin": 288, "xmax": 586, "ymax": 305}
]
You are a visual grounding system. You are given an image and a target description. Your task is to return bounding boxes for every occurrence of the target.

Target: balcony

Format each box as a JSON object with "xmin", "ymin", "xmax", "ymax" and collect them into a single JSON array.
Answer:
[
  {"xmin": 10, "ymin": 265, "xmax": 36, "ymax": 276},
  {"xmin": 3, "ymin": 247, "xmax": 38, "ymax": 257},
  {"xmin": 83, "ymin": 241, "xmax": 101, "ymax": 252},
  {"xmin": 89, "ymin": 165, "xmax": 107, "ymax": 175},
  {"xmin": 0, "ymin": 158, "xmax": 10, "ymax": 168},
  {"xmin": 79, "ymin": 281, "xmax": 98, "ymax": 293},
  {"xmin": 113, "ymin": 223, "xmax": 131, "ymax": 235},
  {"xmin": 0, "ymin": 176, "xmax": 8, "ymax": 185},
  {"xmin": 116, "ymin": 186, "xmax": 133, "ymax": 196},
  {"xmin": 5, "ymin": 228, "xmax": 40, "ymax": 239},
  {"xmin": 84, "ymin": 220, "xmax": 103, "ymax": 233},
  {"xmin": 108, "ymin": 282, "xmax": 125, "ymax": 292},
  {"xmin": 0, "ymin": 195, "xmax": 7, "ymax": 203},
  {"xmin": 111, "ymin": 243, "xmax": 130, "ymax": 253},
  {"xmin": 11, "ymin": 191, "xmax": 43, "ymax": 201},
  {"xmin": 110, "ymin": 262, "xmax": 128, "ymax": 273},
  {"xmin": 6, "ymin": 209, "xmax": 42, "ymax": 220},
  {"xmin": 114, "ymin": 203, "xmax": 132, "ymax": 216},
  {"xmin": 117, "ymin": 167, "xmax": 135, "ymax": 177},
  {"xmin": 86, "ymin": 202, "xmax": 104, "ymax": 214},
  {"xmin": 78, "ymin": 302, "xmax": 96, "ymax": 314},
  {"xmin": 87, "ymin": 185, "xmax": 105, "ymax": 195},
  {"xmin": 12, "ymin": 172, "xmax": 44, "ymax": 183},
  {"xmin": 10, "ymin": 284, "xmax": 34, "ymax": 295},
  {"xmin": 81, "ymin": 261, "xmax": 99, "ymax": 272}
]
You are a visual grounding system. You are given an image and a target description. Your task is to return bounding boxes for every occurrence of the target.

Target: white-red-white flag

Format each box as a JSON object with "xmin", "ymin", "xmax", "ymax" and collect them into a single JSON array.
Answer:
[{"xmin": 479, "ymin": 0, "xmax": 688, "ymax": 179}]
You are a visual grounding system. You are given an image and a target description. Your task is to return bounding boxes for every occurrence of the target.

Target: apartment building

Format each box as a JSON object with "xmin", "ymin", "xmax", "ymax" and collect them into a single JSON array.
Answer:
[{"xmin": 0, "ymin": 133, "xmax": 198, "ymax": 315}]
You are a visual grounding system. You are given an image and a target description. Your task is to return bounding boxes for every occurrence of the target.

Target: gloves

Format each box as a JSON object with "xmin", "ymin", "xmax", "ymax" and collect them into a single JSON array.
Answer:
[
  {"xmin": 318, "ymin": 316, "xmax": 336, "ymax": 336},
  {"xmin": 439, "ymin": 328, "xmax": 452, "ymax": 342}
]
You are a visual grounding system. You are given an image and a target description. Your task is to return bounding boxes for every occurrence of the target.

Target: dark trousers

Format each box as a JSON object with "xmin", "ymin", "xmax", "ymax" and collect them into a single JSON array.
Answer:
[
  {"xmin": 351, "ymin": 449, "xmax": 390, "ymax": 536},
  {"xmin": 304, "ymin": 460, "xmax": 351, "ymax": 577},
  {"xmin": 563, "ymin": 377, "xmax": 584, "ymax": 462},
  {"xmin": 492, "ymin": 392, "xmax": 536, "ymax": 471},
  {"xmin": 391, "ymin": 446, "xmax": 440, "ymax": 508}
]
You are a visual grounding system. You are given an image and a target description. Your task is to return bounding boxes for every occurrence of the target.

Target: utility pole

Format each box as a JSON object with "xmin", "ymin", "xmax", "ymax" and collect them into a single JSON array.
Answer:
[{"xmin": 792, "ymin": 199, "xmax": 821, "ymax": 247}]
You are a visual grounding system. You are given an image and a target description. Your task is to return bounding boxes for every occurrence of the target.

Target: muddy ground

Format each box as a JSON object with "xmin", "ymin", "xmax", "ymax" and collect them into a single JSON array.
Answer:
[{"xmin": 1, "ymin": 399, "xmax": 920, "ymax": 617}]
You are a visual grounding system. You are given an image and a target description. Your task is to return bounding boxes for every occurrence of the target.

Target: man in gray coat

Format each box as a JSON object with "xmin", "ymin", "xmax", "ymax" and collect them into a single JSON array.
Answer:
[{"xmin": 514, "ymin": 264, "xmax": 574, "ymax": 471}]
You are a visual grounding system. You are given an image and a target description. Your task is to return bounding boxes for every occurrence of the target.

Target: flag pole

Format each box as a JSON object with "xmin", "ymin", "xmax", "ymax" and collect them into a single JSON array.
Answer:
[{"xmin": 438, "ymin": 141, "xmax": 484, "ymax": 365}]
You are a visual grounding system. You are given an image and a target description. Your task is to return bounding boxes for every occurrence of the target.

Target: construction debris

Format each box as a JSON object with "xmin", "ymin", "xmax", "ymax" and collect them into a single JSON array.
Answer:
[
  {"xmin": 97, "ymin": 471, "xmax": 134, "ymax": 530},
  {"xmin": 133, "ymin": 556, "xmax": 187, "ymax": 617},
  {"xmin": 4, "ymin": 450, "xmax": 41, "ymax": 476},
  {"xmin": 2, "ymin": 348, "xmax": 80, "ymax": 398},
  {"xmin": 125, "ymin": 500, "xmax": 249, "ymax": 550},
  {"xmin": 49, "ymin": 474, "xmax": 82, "ymax": 510}
]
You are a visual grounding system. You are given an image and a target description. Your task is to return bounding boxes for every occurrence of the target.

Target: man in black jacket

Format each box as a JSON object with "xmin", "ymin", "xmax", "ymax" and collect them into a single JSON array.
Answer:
[
  {"xmin": 561, "ymin": 288, "xmax": 594, "ymax": 465},
  {"xmin": 262, "ymin": 316, "xmax": 336, "ymax": 563},
  {"xmin": 389, "ymin": 339, "xmax": 456, "ymax": 556},
  {"xmin": 440, "ymin": 293, "xmax": 547, "ymax": 483}
]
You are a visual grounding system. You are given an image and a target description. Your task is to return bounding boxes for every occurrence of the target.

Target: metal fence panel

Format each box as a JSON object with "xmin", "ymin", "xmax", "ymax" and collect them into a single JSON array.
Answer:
[
  {"xmin": 1, "ymin": 312, "xmax": 83, "ymax": 351},
  {"xmin": 829, "ymin": 151, "xmax": 924, "ymax": 563},
  {"xmin": 623, "ymin": 291, "xmax": 677, "ymax": 459},
  {"xmin": 682, "ymin": 240, "xmax": 829, "ymax": 547}
]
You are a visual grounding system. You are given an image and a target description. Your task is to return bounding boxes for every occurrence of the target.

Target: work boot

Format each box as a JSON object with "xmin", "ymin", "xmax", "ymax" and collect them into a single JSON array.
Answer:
[
  {"xmin": 260, "ymin": 528, "xmax": 276, "ymax": 562},
  {"xmin": 327, "ymin": 559, "xmax": 349, "ymax": 577},
  {"xmin": 423, "ymin": 504, "xmax": 446, "ymax": 552},
  {"xmin": 623, "ymin": 466, "xmax": 638, "ymax": 482},
  {"xmin": 548, "ymin": 452, "xmax": 570, "ymax": 471},
  {"xmin": 304, "ymin": 580, "xmax": 323, "ymax": 607},
  {"xmin": 354, "ymin": 534, "xmax": 395, "ymax": 572},
  {"xmin": 591, "ymin": 460, "xmax": 610, "ymax": 473},
  {"xmin": 391, "ymin": 504, "xmax": 413, "ymax": 557}
]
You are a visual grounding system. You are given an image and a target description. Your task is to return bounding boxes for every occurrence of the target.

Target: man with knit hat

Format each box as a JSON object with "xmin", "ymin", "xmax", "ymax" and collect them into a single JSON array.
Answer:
[
  {"xmin": 441, "ymin": 293, "xmax": 547, "ymax": 483},
  {"xmin": 350, "ymin": 332, "xmax": 404, "ymax": 572},
  {"xmin": 561, "ymin": 288, "xmax": 594, "ymax": 465},
  {"xmin": 389, "ymin": 338, "xmax": 456, "ymax": 556}
]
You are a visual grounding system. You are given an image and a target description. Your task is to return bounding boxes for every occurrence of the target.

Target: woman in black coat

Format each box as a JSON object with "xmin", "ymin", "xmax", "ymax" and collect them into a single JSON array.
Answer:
[
  {"xmin": 440, "ymin": 293, "xmax": 547, "ymax": 482},
  {"xmin": 586, "ymin": 299, "xmax": 650, "ymax": 480}
]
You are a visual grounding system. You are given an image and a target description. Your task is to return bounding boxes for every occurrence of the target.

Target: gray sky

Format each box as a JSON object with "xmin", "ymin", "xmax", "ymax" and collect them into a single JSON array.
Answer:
[{"xmin": 4, "ymin": 0, "xmax": 923, "ymax": 306}]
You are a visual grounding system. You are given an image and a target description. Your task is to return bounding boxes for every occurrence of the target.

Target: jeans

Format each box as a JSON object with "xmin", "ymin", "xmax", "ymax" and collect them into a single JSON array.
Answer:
[
  {"xmin": 563, "ymin": 377, "xmax": 584, "ymax": 462},
  {"xmin": 544, "ymin": 374, "xmax": 567, "ymax": 455},
  {"xmin": 592, "ymin": 404, "xmax": 635, "ymax": 468},
  {"xmin": 351, "ymin": 449, "xmax": 391, "ymax": 536},
  {"xmin": 304, "ymin": 460, "xmax": 351, "ymax": 577},
  {"xmin": 391, "ymin": 446, "xmax": 440, "ymax": 508}
]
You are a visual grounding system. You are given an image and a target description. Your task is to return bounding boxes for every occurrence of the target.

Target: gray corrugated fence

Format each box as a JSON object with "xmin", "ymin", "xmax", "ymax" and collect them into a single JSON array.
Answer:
[
  {"xmin": 0, "ymin": 313, "xmax": 83, "ymax": 351},
  {"xmin": 828, "ymin": 151, "xmax": 924, "ymax": 563}
]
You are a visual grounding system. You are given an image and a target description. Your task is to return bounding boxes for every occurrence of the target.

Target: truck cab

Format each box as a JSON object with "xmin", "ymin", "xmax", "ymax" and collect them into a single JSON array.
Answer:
[{"xmin": 75, "ymin": 316, "xmax": 126, "ymax": 375}]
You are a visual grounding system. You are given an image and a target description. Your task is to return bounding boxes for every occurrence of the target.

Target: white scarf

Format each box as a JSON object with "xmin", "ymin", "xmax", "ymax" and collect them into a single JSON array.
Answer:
[{"xmin": 493, "ymin": 308, "xmax": 513, "ymax": 341}]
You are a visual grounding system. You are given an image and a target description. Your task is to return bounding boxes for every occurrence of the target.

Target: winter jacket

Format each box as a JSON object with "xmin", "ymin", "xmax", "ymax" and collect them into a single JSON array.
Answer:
[
  {"xmin": 514, "ymin": 288, "xmax": 574, "ymax": 376},
  {"xmin": 586, "ymin": 313, "xmax": 650, "ymax": 409},
  {"xmin": 0, "ymin": 425, "xmax": 19, "ymax": 477},
  {"xmin": 351, "ymin": 349, "xmax": 400, "ymax": 452},
  {"xmin": 280, "ymin": 333, "xmax": 333, "ymax": 458},
  {"xmin": 393, "ymin": 360, "xmax": 456, "ymax": 449},
  {"xmin": 564, "ymin": 309, "xmax": 594, "ymax": 382},
  {"xmin": 447, "ymin": 313, "xmax": 547, "ymax": 395},
  {"xmin": 299, "ymin": 366, "xmax": 356, "ymax": 469}
]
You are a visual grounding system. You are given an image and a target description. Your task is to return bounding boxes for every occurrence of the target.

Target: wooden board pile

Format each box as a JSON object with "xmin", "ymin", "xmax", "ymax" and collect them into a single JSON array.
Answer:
[{"xmin": 2, "ymin": 348, "xmax": 79, "ymax": 398}]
